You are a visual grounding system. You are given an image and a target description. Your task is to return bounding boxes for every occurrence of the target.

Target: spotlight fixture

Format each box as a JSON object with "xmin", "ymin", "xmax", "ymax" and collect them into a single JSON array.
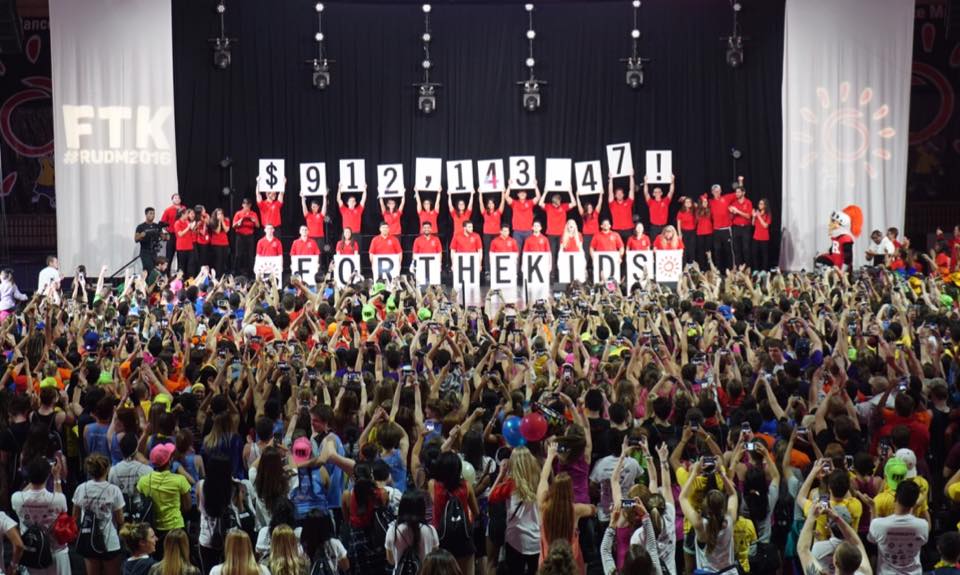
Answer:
[
  {"xmin": 521, "ymin": 80, "xmax": 541, "ymax": 112},
  {"xmin": 621, "ymin": 0, "xmax": 650, "ymax": 89},
  {"xmin": 207, "ymin": 1, "xmax": 238, "ymax": 70},
  {"xmin": 518, "ymin": 3, "xmax": 545, "ymax": 112},
  {"xmin": 723, "ymin": 0, "xmax": 746, "ymax": 68},
  {"xmin": 415, "ymin": 3, "xmax": 441, "ymax": 114},
  {"xmin": 304, "ymin": 1, "xmax": 334, "ymax": 89},
  {"xmin": 625, "ymin": 58, "xmax": 644, "ymax": 89}
]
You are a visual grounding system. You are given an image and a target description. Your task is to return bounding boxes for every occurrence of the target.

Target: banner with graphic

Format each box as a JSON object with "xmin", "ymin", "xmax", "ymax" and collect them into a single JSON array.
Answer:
[
  {"xmin": 50, "ymin": 0, "xmax": 178, "ymax": 272},
  {"xmin": 781, "ymin": 0, "xmax": 914, "ymax": 270}
]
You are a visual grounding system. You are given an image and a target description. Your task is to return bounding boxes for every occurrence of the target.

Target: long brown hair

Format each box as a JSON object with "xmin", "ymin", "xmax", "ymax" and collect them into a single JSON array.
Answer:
[
  {"xmin": 701, "ymin": 489, "xmax": 728, "ymax": 551},
  {"xmin": 542, "ymin": 473, "xmax": 575, "ymax": 544}
]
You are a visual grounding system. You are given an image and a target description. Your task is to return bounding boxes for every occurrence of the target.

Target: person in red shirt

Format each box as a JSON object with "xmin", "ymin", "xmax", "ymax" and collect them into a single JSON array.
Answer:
[
  {"xmin": 448, "ymin": 189, "xmax": 476, "ymax": 239},
  {"xmin": 709, "ymin": 183, "xmax": 737, "ymax": 271},
  {"xmin": 505, "ymin": 181, "xmax": 541, "ymax": 251},
  {"xmin": 522, "ymin": 221, "xmax": 551, "ymax": 254},
  {"xmin": 160, "ymin": 193, "xmax": 182, "ymax": 265},
  {"xmin": 173, "ymin": 207, "xmax": 198, "ymax": 277},
  {"xmin": 256, "ymin": 224, "xmax": 283, "ymax": 257},
  {"xmin": 208, "ymin": 208, "xmax": 231, "ymax": 275},
  {"xmin": 607, "ymin": 174, "xmax": 636, "ymax": 242},
  {"xmin": 301, "ymin": 195, "xmax": 328, "ymax": 243},
  {"xmin": 256, "ymin": 177, "xmax": 285, "ymax": 228},
  {"xmin": 559, "ymin": 219, "xmax": 584, "ymax": 254},
  {"xmin": 369, "ymin": 222, "xmax": 403, "ymax": 271},
  {"xmin": 538, "ymin": 190, "xmax": 574, "ymax": 259},
  {"xmin": 450, "ymin": 221, "xmax": 483, "ymax": 271},
  {"xmin": 232, "ymin": 198, "xmax": 260, "ymax": 277},
  {"xmin": 335, "ymin": 227, "xmax": 359, "ymax": 255},
  {"xmin": 653, "ymin": 225, "xmax": 684, "ymax": 250},
  {"xmin": 727, "ymin": 176, "xmax": 753, "ymax": 267},
  {"xmin": 751, "ymin": 198, "xmax": 772, "ymax": 270},
  {"xmin": 481, "ymin": 191, "xmax": 506, "ymax": 261},
  {"xmin": 337, "ymin": 183, "xmax": 367, "ymax": 246},
  {"xmin": 936, "ymin": 225, "xmax": 960, "ymax": 271},
  {"xmin": 676, "ymin": 196, "xmax": 697, "ymax": 265},
  {"xmin": 413, "ymin": 222, "xmax": 443, "ymax": 262},
  {"xmin": 193, "ymin": 204, "xmax": 211, "ymax": 269},
  {"xmin": 589, "ymin": 219, "xmax": 625, "ymax": 258},
  {"xmin": 415, "ymin": 188, "xmax": 441, "ymax": 232},
  {"xmin": 291, "ymin": 225, "xmax": 321, "ymax": 256},
  {"xmin": 489, "ymin": 224, "xmax": 519, "ymax": 253},
  {"xmin": 379, "ymin": 194, "xmax": 406, "ymax": 237},
  {"xmin": 577, "ymin": 193, "xmax": 603, "ymax": 251},
  {"xmin": 695, "ymin": 195, "xmax": 713, "ymax": 269},
  {"xmin": 643, "ymin": 173, "xmax": 675, "ymax": 240},
  {"xmin": 626, "ymin": 222, "xmax": 651, "ymax": 251}
]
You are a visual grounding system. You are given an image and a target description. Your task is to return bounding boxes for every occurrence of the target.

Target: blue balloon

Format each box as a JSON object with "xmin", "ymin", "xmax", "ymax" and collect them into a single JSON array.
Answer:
[{"xmin": 502, "ymin": 415, "xmax": 526, "ymax": 447}]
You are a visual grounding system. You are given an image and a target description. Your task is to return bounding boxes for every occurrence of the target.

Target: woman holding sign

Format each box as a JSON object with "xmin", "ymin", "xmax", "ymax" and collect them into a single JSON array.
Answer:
[
  {"xmin": 415, "ymin": 188, "xmax": 441, "ymax": 232},
  {"xmin": 577, "ymin": 193, "xmax": 602, "ymax": 253},
  {"xmin": 481, "ymin": 191, "xmax": 506, "ymax": 265},
  {"xmin": 379, "ymin": 194, "xmax": 406, "ymax": 238},
  {"xmin": 448, "ymin": 189, "xmax": 476, "ymax": 238}
]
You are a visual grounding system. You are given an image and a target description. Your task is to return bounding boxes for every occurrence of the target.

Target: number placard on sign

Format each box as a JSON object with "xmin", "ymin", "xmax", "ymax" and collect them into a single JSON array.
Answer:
[
  {"xmin": 339, "ymin": 159, "xmax": 366, "ymax": 191},
  {"xmin": 415, "ymin": 158, "xmax": 442, "ymax": 191},
  {"xmin": 477, "ymin": 159, "xmax": 506, "ymax": 193},
  {"xmin": 299, "ymin": 163, "xmax": 327, "ymax": 196},
  {"xmin": 625, "ymin": 250, "xmax": 654, "ymax": 289},
  {"xmin": 509, "ymin": 156, "xmax": 536, "ymax": 189},
  {"xmin": 258, "ymin": 159, "xmax": 286, "ymax": 192},
  {"xmin": 377, "ymin": 164, "xmax": 404, "ymax": 196},
  {"xmin": 655, "ymin": 249, "xmax": 683, "ymax": 282},
  {"xmin": 333, "ymin": 254, "xmax": 361, "ymax": 287},
  {"xmin": 574, "ymin": 161, "xmax": 603, "ymax": 195},
  {"xmin": 446, "ymin": 160, "xmax": 474, "ymax": 194},
  {"xmin": 645, "ymin": 150, "xmax": 673, "ymax": 184},
  {"xmin": 290, "ymin": 255, "xmax": 320, "ymax": 285},
  {"xmin": 605, "ymin": 143, "xmax": 634, "ymax": 178},
  {"xmin": 545, "ymin": 158, "xmax": 572, "ymax": 192}
]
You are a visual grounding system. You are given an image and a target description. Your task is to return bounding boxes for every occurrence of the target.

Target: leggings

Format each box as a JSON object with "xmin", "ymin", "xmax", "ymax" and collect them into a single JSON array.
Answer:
[{"xmin": 505, "ymin": 543, "xmax": 539, "ymax": 575}]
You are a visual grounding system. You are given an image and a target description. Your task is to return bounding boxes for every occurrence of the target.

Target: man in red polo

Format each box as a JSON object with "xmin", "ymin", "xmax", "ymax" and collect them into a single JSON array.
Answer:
[
  {"xmin": 727, "ymin": 176, "xmax": 754, "ymax": 268},
  {"xmin": 232, "ymin": 198, "xmax": 260, "ymax": 277},
  {"xmin": 256, "ymin": 224, "xmax": 283, "ymax": 256},
  {"xmin": 160, "ymin": 193, "xmax": 182, "ymax": 266},
  {"xmin": 257, "ymin": 177, "xmax": 285, "ymax": 228},
  {"xmin": 490, "ymin": 224, "xmax": 519, "ymax": 253},
  {"xmin": 607, "ymin": 173, "xmax": 636, "ymax": 243},
  {"xmin": 413, "ymin": 222, "xmax": 443, "ymax": 257},
  {"xmin": 505, "ymin": 181, "xmax": 540, "ymax": 251},
  {"xmin": 590, "ymin": 218, "xmax": 625, "ymax": 258},
  {"xmin": 522, "ymin": 221, "xmax": 551, "ymax": 254},
  {"xmin": 337, "ymin": 183, "xmax": 367, "ymax": 239},
  {"xmin": 290, "ymin": 225, "xmax": 320, "ymax": 256},
  {"xmin": 643, "ymin": 174, "xmax": 674, "ymax": 240},
  {"xmin": 709, "ymin": 183, "xmax": 737, "ymax": 270},
  {"xmin": 369, "ymin": 222, "xmax": 403, "ymax": 269},
  {"xmin": 539, "ymin": 189, "xmax": 574, "ymax": 259},
  {"xmin": 450, "ymin": 220, "xmax": 484, "ymax": 261}
]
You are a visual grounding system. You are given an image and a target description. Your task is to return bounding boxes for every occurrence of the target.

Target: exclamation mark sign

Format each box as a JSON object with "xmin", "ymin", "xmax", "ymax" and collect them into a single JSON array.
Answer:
[{"xmin": 656, "ymin": 154, "xmax": 662, "ymax": 180}]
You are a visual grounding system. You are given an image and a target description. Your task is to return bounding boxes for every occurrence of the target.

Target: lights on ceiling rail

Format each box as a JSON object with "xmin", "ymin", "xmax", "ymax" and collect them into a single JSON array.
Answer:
[
  {"xmin": 305, "ymin": 3, "xmax": 334, "ymax": 89},
  {"xmin": 517, "ymin": 3, "xmax": 546, "ymax": 112},
  {"xmin": 621, "ymin": 0, "xmax": 650, "ymax": 89},
  {"xmin": 415, "ymin": 4, "xmax": 441, "ymax": 114},
  {"xmin": 724, "ymin": 1, "xmax": 745, "ymax": 68},
  {"xmin": 208, "ymin": 1, "xmax": 238, "ymax": 70}
]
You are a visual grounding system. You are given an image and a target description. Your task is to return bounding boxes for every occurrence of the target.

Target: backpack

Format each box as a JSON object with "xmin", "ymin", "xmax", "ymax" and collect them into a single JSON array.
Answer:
[
  {"xmin": 395, "ymin": 530, "xmax": 422, "ymax": 575},
  {"xmin": 20, "ymin": 524, "xmax": 54, "ymax": 569},
  {"xmin": 208, "ymin": 505, "xmax": 240, "ymax": 551},
  {"xmin": 367, "ymin": 504, "xmax": 395, "ymax": 550},
  {"xmin": 437, "ymin": 492, "xmax": 471, "ymax": 550},
  {"xmin": 77, "ymin": 485, "xmax": 108, "ymax": 557},
  {"xmin": 132, "ymin": 474, "xmax": 157, "ymax": 527},
  {"xmin": 309, "ymin": 546, "xmax": 337, "ymax": 575},
  {"xmin": 771, "ymin": 475, "xmax": 795, "ymax": 542},
  {"xmin": 749, "ymin": 541, "xmax": 780, "ymax": 575}
]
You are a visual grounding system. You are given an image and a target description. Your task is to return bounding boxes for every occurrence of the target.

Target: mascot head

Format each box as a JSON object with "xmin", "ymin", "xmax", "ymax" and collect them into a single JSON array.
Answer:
[{"xmin": 829, "ymin": 205, "xmax": 863, "ymax": 239}]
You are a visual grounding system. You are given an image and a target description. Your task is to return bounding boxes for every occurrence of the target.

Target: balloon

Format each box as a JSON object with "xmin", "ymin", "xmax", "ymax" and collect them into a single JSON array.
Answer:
[
  {"xmin": 460, "ymin": 458, "xmax": 476, "ymax": 486},
  {"xmin": 502, "ymin": 415, "xmax": 526, "ymax": 447},
  {"xmin": 520, "ymin": 412, "xmax": 548, "ymax": 442}
]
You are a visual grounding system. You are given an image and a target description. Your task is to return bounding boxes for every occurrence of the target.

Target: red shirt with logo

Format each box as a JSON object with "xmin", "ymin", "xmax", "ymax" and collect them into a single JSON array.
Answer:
[
  {"xmin": 336, "ymin": 240, "xmax": 359, "ymax": 255},
  {"xmin": 709, "ymin": 194, "xmax": 735, "ymax": 229},
  {"xmin": 511, "ymin": 200, "xmax": 535, "ymax": 231},
  {"xmin": 451, "ymin": 210, "xmax": 473, "ymax": 237},
  {"xmin": 383, "ymin": 210, "xmax": 402, "ymax": 236},
  {"xmin": 340, "ymin": 205, "xmax": 364, "ymax": 234},
  {"xmin": 729, "ymin": 197, "xmax": 753, "ymax": 227},
  {"xmin": 256, "ymin": 236, "xmax": 283, "ymax": 256},
  {"xmin": 561, "ymin": 233, "xmax": 584, "ymax": 252},
  {"xmin": 290, "ymin": 238, "xmax": 320, "ymax": 256},
  {"xmin": 590, "ymin": 231, "xmax": 624, "ymax": 252},
  {"xmin": 369, "ymin": 235, "xmax": 402, "ymax": 255},
  {"xmin": 418, "ymin": 210, "xmax": 439, "ymax": 231},
  {"xmin": 305, "ymin": 212, "xmax": 325, "ymax": 238},
  {"xmin": 161, "ymin": 204, "xmax": 180, "ymax": 229},
  {"xmin": 647, "ymin": 197, "xmax": 670, "ymax": 226},
  {"xmin": 523, "ymin": 234, "xmax": 551, "ymax": 253},
  {"xmin": 233, "ymin": 210, "xmax": 260, "ymax": 235},
  {"xmin": 173, "ymin": 220, "xmax": 195, "ymax": 251},
  {"xmin": 258, "ymin": 199, "xmax": 283, "ymax": 228},
  {"xmin": 753, "ymin": 213, "xmax": 772, "ymax": 241},
  {"xmin": 450, "ymin": 232, "xmax": 483, "ymax": 253},
  {"xmin": 653, "ymin": 235, "xmax": 684, "ymax": 250},
  {"xmin": 210, "ymin": 226, "xmax": 229, "ymax": 247},
  {"xmin": 543, "ymin": 203, "xmax": 570, "ymax": 236},
  {"xmin": 482, "ymin": 210, "xmax": 503, "ymax": 235},
  {"xmin": 582, "ymin": 211, "xmax": 599, "ymax": 234},
  {"xmin": 696, "ymin": 214, "xmax": 713, "ymax": 236},
  {"xmin": 626, "ymin": 235, "xmax": 651, "ymax": 251},
  {"xmin": 677, "ymin": 210, "xmax": 696, "ymax": 231},
  {"xmin": 413, "ymin": 235, "xmax": 443, "ymax": 254},
  {"xmin": 609, "ymin": 199, "xmax": 635, "ymax": 231},
  {"xmin": 490, "ymin": 236, "xmax": 519, "ymax": 253}
]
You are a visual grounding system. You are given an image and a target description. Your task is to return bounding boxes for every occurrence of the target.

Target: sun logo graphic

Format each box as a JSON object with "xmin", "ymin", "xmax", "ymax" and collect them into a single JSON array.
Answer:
[{"xmin": 791, "ymin": 81, "xmax": 897, "ymax": 188}]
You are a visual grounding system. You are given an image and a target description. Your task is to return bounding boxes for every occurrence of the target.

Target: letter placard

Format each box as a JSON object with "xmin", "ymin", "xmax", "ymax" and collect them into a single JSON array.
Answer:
[
  {"xmin": 452, "ymin": 253, "xmax": 481, "ymax": 287},
  {"xmin": 446, "ymin": 160, "xmax": 474, "ymax": 194},
  {"xmin": 258, "ymin": 159, "xmax": 285, "ymax": 192},
  {"xmin": 655, "ymin": 249, "xmax": 683, "ymax": 282},
  {"xmin": 254, "ymin": 255, "xmax": 283, "ymax": 286},
  {"xmin": 558, "ymin": 252, "xmax": 587, "ymax": 284},
  {"xmin": 605, "ymin": 143, "xmax": 634, "ymax": 178},
  {"xmin": 545, "ymin": 158, "xmax": 572, "ymax": 192},
  {"xmin": 413, "ymin": 254, "xmax": 442, "ymax": 286},
  {"xmin": 575, "ymin": 161, "xmax": 603, "ymax": 195},
  {"xmin": 645, "ymin": 150, "xmax": 673, "ymax": 184},
  {"xmin": 477, "ymin": 159, "xmax": 506, "ymax": 193},
  {"xmin": 415, "ymin": 158, "xmax": 442, "ymax": 191},
  {"xmin": 299, "ymin": 162, "xmax": 327, "ymax": 196},
  {"xmin": 372, "ymin": 254, "xmax": 401, "ymax": 282},
  {"xmin": 625, "ymin": 250, "xmax": 654, "ymax": 289},
  {"xmin": 509, "ymin": 156, "xmax": 536, "ymax": 188},
  {"xmin": 333, "ymin": 254, "xmax": 361, "ymax": 287},
  {"xmin": 290, "ymin": 255, "xmax": 320, "ymax": 285},
  {"xmin": 377, "ymin": 164, "xmax": 404, "ymax": 196},
  {"xmin": 592, "ymin": 252, "xmax": 622, "ymax": 284},
  {"xmin": 489, "ymin": 253, "xmax": 518, "ymax": 292},
  {"xmin": 522, "ymin": 252, "xmax": 551, "ymax": 286},
  {"xmin": 339, "ymin": 159, "xmax": 366, "ymax": 191}
]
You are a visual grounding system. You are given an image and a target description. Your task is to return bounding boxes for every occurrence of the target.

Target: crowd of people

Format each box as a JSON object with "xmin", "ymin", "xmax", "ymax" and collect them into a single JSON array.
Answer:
[{"xmin": 0, "ymin": 206, "xmax": 959, "ymax": 575}]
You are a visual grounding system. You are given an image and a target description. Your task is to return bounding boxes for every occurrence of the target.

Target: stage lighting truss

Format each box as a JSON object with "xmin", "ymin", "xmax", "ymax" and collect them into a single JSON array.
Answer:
[
  {"xmin": 724, "ymin": 0, "xmax": 746, "ymax": 68},
  {"xmin": 306, "ymin": 3, "xmax": 333, "ymax": 89},
  {"xmin": 208, "ymin": 1, "xmax": 237, "ymax": 70},
  {"xmin": 519, "ymin": 3, "xmax": 545, "ymax": 112},
  {"xmin": 417, "ymin": 83, "xmax": 438, "ymax": 115},
  {"xmin": 622, "ymin": 0, "xmax": 649, "ymax": 89},
  {"xmin": 415, "ymin": 4, "xmax": 441, "ymax": 114}
]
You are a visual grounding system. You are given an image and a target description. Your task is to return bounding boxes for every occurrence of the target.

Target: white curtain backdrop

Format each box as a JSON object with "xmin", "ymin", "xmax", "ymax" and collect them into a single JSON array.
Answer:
[
  {"xmin": 781, "ymin": 0, "xmax": 914, "ymax": 270},
  {"xmin": 50, "ymin": 0, "xmax": 178, "ymax": 273}
]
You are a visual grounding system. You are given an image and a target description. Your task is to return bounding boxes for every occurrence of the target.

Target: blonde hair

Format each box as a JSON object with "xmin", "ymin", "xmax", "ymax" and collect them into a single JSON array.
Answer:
[
  {"xmin": 509, "ymin": 447, "xmax": 541, "ymax": 503},
  {"xmin": 268, "ymin": 525, "xmax": 307, "ymax": 575},
  {"xmin": 222, "ymin": 530, "xmax": 260, "ymax": 575},
  {"xmin": 159, "ymin": 529, "xmax": 192, "ymax": 575}
]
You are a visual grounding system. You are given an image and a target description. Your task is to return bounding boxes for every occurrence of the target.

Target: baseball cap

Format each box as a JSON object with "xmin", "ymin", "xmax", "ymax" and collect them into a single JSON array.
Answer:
[
  {"xmin": 884, "ymin": 457, "xmax": 908, "ymax": 491},
  {"xmin": 150, "ymin": 443, "xmax": 176, "ymax": 467},
  {"xmin": 417, "ymin": 308, "xmax": 432, "ymax": 321},
  {"xmin": 894, "ymin": 448, "xmax": 918, "ymax": 478},
  {"xmin": 292, "ymin": 437, "xmax": 313, "ymax": 464},
  {"xmin": 153, "ymin": 394, "xmax": 172, "ymax": 412},
  {"xmin": 362, "ymin": 304, "xmax": 377, "ymax": 323},
  {"xmin": 40, "ymin": 376, "xmax": 59, "ymax": 389},
  {"xmin": 83, "ymin": 331, "xmax": 100, "ymax": 352},
  {"xmin": 371, "ymin": 282, "xmax": 386, "ymax": 297}
]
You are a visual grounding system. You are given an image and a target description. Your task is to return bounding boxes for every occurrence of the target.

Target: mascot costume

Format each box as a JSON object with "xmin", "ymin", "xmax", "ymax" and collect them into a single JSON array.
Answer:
[{"xmin": 815, "ymin": 205, "xmax": 862, "ymax": 270}]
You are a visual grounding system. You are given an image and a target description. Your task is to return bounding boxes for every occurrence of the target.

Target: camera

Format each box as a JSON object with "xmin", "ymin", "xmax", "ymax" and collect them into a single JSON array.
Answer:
[{"xmin": 701, "ymin": 456, "xmax": 717, "ymax": 475}]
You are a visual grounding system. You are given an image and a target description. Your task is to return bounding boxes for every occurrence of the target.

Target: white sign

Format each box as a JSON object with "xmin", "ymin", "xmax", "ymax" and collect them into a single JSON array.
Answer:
[
  {"xmin": 625, "ymin": 250, "xmax": 654, "ymax": 289},
  {"xmin": 574, "ymin": 161, "xmax": 603, "ymax": 195},
  {"xmin": 415, "ymin": 157, "xmax": 442, "ymax": 191},
  {"xmin": 522, "ymin": 252, "xmax": 551, "ymax": 286},
  {"xmin": 254, "ymin": 256, "xmax": 283, "ymax": 286},
  {"xmin": 477, "ymin": 159, "xmax": 506, "ymax": 193},
  {"xmin": 509, "ymin": 156, "xmax": 536, "ymax": 188},
  {"xmin": 371, "ymin": 254, "xmax": 402, "ymax": 282},
  {"xmin": 299, "ymin": 162, "xmax": 327, "ymax": 196},
  {"xmin": 452, "ymin": 253, "xmax": 482, "ymax": 287},
  {"xmin": 377, "ymin": 164, "xmax": 404, "ymax": 196},
  {"xmin": 489, "ymin": 253, "xmax": 518, "ymax": 291},
  {"xmin": 446, "ymin": 160, "xmax": 474, "ymax": 194},
  {"xmin": 655, "ymin": 249, "xmax": 683, "ymax": 282},
  {"xmin": 339, "ymin": 159, "xmax": 366, "ymax": 191},
  {"xmin": 413, "ymin": 254, "xmax": 442, "ymax": 286},
  {"xmin": 592, "ymin": 251, "xmax": 622, "ymax": 284},
  {"xmin": 258, "ymin": 159, "xmax": 286, "ymax": 192},
  {"xmin": 545, "ymin": 158, "xmax": 573, "ymax": 192},
  {"xmin": 558, "ymin": 251, "xmax": 587, "ymax": 283},
  {"xmin": 606, "ymin": 143, "xmax": 634, "ymax": 177},
  {"xmin": 333, "ymin": 254, "xmax": 361, "ymax": 287},
  {"xmin": 645, "ymin": 150, "xmax": 673, "ymax": 184},
  {"xmin": 290, "ymin": 255, "xmax": 320, "ymax": 285}
]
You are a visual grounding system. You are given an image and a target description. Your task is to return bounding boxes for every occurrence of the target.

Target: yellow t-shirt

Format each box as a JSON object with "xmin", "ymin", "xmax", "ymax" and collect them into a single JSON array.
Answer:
[
  {"xmin": 802, "ymin": 494, "xmax": 863, "ymax": 540},
  {"xmin": 137, "ymin": 470, "xmax": 191, "ymax": 530},
  {"xmin": 676, "ymin": 467, "xmax": 724, "ymax": 531},
  {"xmin": 874, "ymin": 476, "xmax": 929, "ymax": 519},
  {"xmin": 733, "ymin": 516, "xmax": 757, "ymax": 572}
]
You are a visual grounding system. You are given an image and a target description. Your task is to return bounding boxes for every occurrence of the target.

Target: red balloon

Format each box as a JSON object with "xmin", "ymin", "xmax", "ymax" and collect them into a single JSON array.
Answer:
[{"xmin": 520, "ymin": 412, "xmax": 548, "ymax": 442}]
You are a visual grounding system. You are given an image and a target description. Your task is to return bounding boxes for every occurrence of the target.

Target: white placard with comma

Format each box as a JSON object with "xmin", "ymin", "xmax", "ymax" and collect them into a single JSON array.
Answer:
[
  {"xmin": 339, "ymin": 159, "xmax": 366, "ymax": 191},
  {"xmin": 415, "ymin": 158, "xmax": 442, "ymax": 191},
  {"xmin": 299, "ymin": 162, "xmax": 327, "ymax": 196},
  {"xmin": 258, "ymin": 159, "xmax": 285, "ymax": 192},
  {"xmin": 544, "ymin": 158, "xmax": 572, "ymax": 192},
  {"xmin": 605, "ymin": 143, "xmax": 634, "ymax": 178}
]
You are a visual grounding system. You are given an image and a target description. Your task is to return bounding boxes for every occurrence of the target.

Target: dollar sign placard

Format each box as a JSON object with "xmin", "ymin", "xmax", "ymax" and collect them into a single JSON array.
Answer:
[{"xmin": 258, "ymin": 159, "xmax": 286, "ymax": 192}]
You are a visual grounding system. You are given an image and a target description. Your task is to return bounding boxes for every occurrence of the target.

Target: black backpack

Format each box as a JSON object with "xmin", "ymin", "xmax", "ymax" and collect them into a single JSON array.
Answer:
[
  {"xmin": 208, "ymin": 505, "xmax": 240, "ymax": 551},
  {"xmin": 77, "ymin": 485, "xmax": 109, "ymax": 557},
  {"xmin": 438, "ymin": 493, "xmax": 471, "ymax": 550},
  {"xmin": 20, "ymin": 524, "xmax": 53, "ymax": 569},
  {"xmin": 395, "ymin": 527, "xmax": 423, "ymax": 575},
  {"xmin": 367, "ymin": 504, "xmax": 395, "ymax": 550},
  {"xmin": 772, "ymin": 475, "xmax": 795, "ymax": 542},
  {"xmin": 310, "ymin": 546, "xmax": 338, "ymax": 575}
]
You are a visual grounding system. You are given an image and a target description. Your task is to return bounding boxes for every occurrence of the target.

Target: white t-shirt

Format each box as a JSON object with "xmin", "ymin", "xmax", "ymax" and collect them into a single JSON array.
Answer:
[
  {"xmin": 73, "ymin": 480, "xmax": 125, "ymax": 552},
  {"xmin": 868, "ymin": 513, "xmax": 928, "ymax": 575},
  {"xmin": 210, "ymin": 565, "xmax": 270, "ymax": 575},
  {"xmin": 504, "ymin": 494, "xmax": 541, "ymax": 556},
  {"xmin": 589, "ymin": 455, "xmax": 642, "ymax": 522},
  {"xmin": 694, "ymin": 513, "xmax": 735, "ymax": 572},
  {"xmin": 384, "ymin": 485, "xmax": 402, "ymax": 516},
  {"xmin": 37, "ymin": 267, "xmax": 60, "ymax": 293},
  {"xmin": 631, "ymin": 502, "xmax": 677, "ymax": 575},
  {"xmin": 811, "ymin": 537, "xmax": 842, "ymax": 575},
  {"xmin": 0, "ymin": 511, "xmax": 18, "ymax": 567},
  {"xmin": 385, "ymin": 521, "xmax": 439, "ymax": 573},
  {"xmin": 11, "ymin": 488, "xmax": 69, "ymax": 552},
  {"xmin": 109, "ymin": 459, "xmax": 153, "ymax": 497}
]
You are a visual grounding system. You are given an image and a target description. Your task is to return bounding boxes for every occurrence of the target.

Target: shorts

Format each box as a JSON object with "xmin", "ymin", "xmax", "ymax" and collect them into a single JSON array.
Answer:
[{"xmin": 79, "ymin": 547, "xmax": 122, "ymax": 561}]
